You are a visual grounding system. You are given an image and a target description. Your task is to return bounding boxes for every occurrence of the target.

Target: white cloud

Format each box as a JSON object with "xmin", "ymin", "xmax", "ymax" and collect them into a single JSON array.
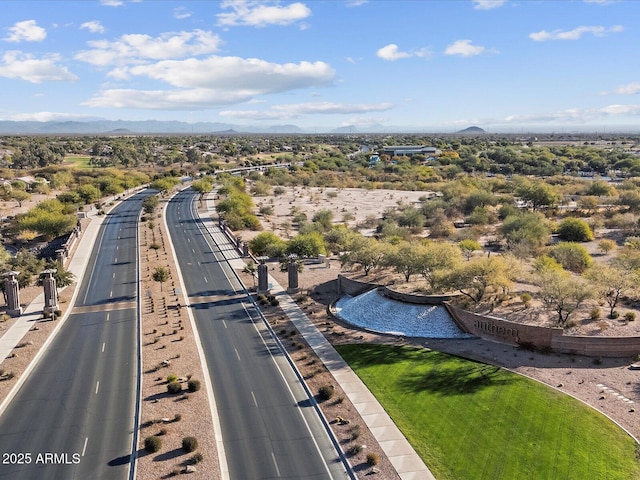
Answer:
[
  {"xmin": 100, "ymin": 0, "xmax": 124, "ymax": 6},
  {"xmin": 472, "ymin": 0, "xmax": 507, "ymax": 10},
  {"xmin": 173, "ymin": 7, "xmax": 192, "ymax": 19},
  {"xmin": 217, "ymin": 1, "xmax": 311, "ymax": 27},
  {"xmin": 376, "ymin": 44, "xmax": 411, "ymax": 61},
  {"xmin": 529, "ymin": 25, "xmax": 623, "ymax": 41},
  {"xmin": 345, "ymin": 0, "xmax": 368, "ymax": 6},
  {"xmin": 84, "ymin": 88, "xmax": 254, "ymax": 109},
  {"xmin": 503, "ymin": 104, "xmax": 640, "ymax": 124},
  {"xmin": 444, "ymin": 39, "xmax": 485, "ymax": 56},
  {"xmin": 376, "ymin": 44, "xmax": 430, "ymax": 61},
  {"xmin": 5, "ymin": 20, "xmax": 47, "ymax": 43},
  {"xmin": 75, "ymin": 30, "xmax": 222, "ymax": 66},
  {"xmin": 612, "ymin": 82, "xmax": 640, "ymax": 95},
  {"xmin": 0, "ymin": 51, "xmax": 77, "ymax": 83},
  {"xmin": 584, "ymin": 0, "xmax": 617, "ymax": 4},
  {"xmin": 220, "ymin": 101, "xmax": 393, "ymax": 119},
  {"xmin": 10, "ymin": 112, "xmax": 100, "ymax": 122},
  {"xmin": 84, "ymin": 56, "xmax": 335, "ymax": 110},
  {"xmin": 121, "ymin": 56, "xmax": 334, "ymax": 90},
  {"xmin": 80, "ymin": 21, "xmax": 105, "ymax": 34}
]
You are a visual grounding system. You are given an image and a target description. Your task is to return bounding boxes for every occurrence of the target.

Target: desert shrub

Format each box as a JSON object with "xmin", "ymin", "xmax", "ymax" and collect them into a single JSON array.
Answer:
[
  {"xmin": 611, "ymin": 311, "xmax": 620, "ymax": 319},
  {"xmin": 318, "ymin": 385, "xmax": 335, "ymax": 401},
  {"xmin": 520, "ymin": 293, "xmax": 532, "ymax": 308},
  {"xmin": 182, "ymin": 436, "xmax": 198, "ymax": 453},
  {"xmin": 167, "ymin": 381, "xmax": 182, "ymax": 394},
  {"xmin": 548, "ymin": 242, "xmax": 592, "ymax": 273},
  {"xmin": 557, "ymin": 217, "xmax": 594, "ymax": 242},
  {"xmin": 150, "ymin": 242, "xmax": 161, "ymax": 250},
  {"xmin": 270, "ymin": 298, "xmax": 280, "ymax": 307},
  {"xmin": 590, "ymin": 307, "xmax": 601, "ymax": 321},
  {"xmin": 157, "ymin": 428, "xmax": 168, "ymax": 436},
  {"xmin": 366, "ymin": 452, "xmax": 380, "ymax": 466},
  {"xmin": 166, "ymin": 374, "xmax": 178, "ymax": 383},
  {"xmin": 188, "ymin": 379, "xmax": 201, "ymax": 392},
  {"xmin": 625, "ymin": 312, "xmax": 636, "ymax": 322},
  {"xmin": 347, "ymin": 444, "xmax": 362, "ymax": 456},
  {"xmin": 173, "ymin": 413, "xmax": 182, "ymax": 422},
  {"xmin": 144, "ymin": 436, "xmax": 162, "ymax": 453},
  {"xmin": 190, "ymin": 452, "xmax": 203, "ymax": 464}
]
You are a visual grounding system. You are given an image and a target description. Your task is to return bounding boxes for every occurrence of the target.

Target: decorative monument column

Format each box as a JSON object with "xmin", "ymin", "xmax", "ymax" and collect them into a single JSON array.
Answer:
[
  {"xmin": 4, "ymin": 271, "xmax": 22, "ymax": 317},
  {"xmin": 257, "ymin": 257, "xmax": 269, "ymax": 294},
  {"xmin": 287, "ymin": 255, "xmax": 300, "ymax": 294},
  {"xmin": 41, "ymin": 269, "xmax": 58, "ymax": 316}
]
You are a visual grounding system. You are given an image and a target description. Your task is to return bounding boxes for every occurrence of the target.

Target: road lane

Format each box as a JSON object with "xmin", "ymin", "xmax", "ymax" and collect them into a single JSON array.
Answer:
[
  {"xmin": 0, "ymin": 192, "xmax": 148, "ymax": 480},
  {"xmin": 167, "ymin": 189, "xmax": 350, "ymax": 480}
]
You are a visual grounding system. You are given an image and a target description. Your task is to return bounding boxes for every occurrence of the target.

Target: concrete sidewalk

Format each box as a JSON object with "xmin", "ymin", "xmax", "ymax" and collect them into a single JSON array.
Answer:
[{"xmin": 198, "ymin": 197, "xmax": 436, "ymax": 480}]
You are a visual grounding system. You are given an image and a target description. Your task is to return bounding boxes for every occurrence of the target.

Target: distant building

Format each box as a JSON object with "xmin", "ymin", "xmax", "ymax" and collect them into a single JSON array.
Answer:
[{"xmin": 381, "ymin": 145, "xmax": 441, "ymax": 157}]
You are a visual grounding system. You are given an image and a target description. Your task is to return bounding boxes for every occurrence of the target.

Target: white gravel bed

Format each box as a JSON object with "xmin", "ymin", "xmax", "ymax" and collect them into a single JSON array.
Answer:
[{"xmin": 334, "ymin": 289, "xmax": 473, "ymax": 339}]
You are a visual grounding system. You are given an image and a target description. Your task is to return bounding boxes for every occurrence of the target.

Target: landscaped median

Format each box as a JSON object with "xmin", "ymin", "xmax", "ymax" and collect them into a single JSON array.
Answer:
[{"xmin": 336, "ymin": 344, "xmax": 640, "ymax": 480}]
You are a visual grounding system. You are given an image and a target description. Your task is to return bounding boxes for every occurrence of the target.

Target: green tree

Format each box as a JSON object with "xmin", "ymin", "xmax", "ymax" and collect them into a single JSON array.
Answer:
[
  {"xmin": 598, "ymin": 239, "xmax": 616, "ymax": 255},
  {"xmin": 340, "ymin": 236, "xmax": 386, "ymax": 276},
  {"xmin": 77, "ymin": 184, "xmax": 102, "ymax": 204},
  {"xmin": 9, "ymin": 189, "xmax": 31, "ymax": 207},
  {"xmin": 501, "ymin": 212, "xmax": 551, "ymax": 255},
  {"xmin": 585, "ymin": 264, "xmax": 637, "ymax": 318},
  {"xmin": 420, "ymin": 241, "xmax": 462, "ymax": 291},
  {"xmin": 384, "ymin": 242, "xmax": 425, "ymax": 283},
  {"xmin": 516, "ymin": 180, "xmax": 561, "ymax": 211},
  {"xmin": 152, "ymin": 267, "xmax": 170, "ymax": 292},
  {"xmin": 548, "ymin": 242, "xmax": 592, "ymax": 273},
  {"xmin": 446, "ymin": 256, "xmax": 512, "ymax": 304},
  {"xmin": 249, "ymin": 231, "xmax": 287, "ymax": 257},
  {"xmin": 557, "ymin": 217, "xmax": 594, "ymax": 242},
  {"xmin": 142, "ymin": 195, "xmax": 159, "ymax": 215},
  {"xmin": 242, "ymin": 261, "xmax": 257, "ymax": 288},
  {"xmin": 312, "ymin": 209, "xmax": 334, "ymax": 231},
  {"xmin": 536, "ymin": 270, "xmax": 590, "ymax": 324},
  {"xmin": 16, "ymin": 200, "xmax": 77, "ymax": 241},
  {"xmin": 286, "ymin": 232, "xmax": 326, "ymax": 258},
  {"xmin": 458, "ymin": 239, "xmax": 482, "ymax": 261}
]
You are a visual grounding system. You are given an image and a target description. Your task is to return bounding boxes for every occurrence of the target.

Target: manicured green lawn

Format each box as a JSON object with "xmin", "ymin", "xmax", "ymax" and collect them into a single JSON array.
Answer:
[
  {"xmin": 64, "ymin": 155, "xmax": 93, "ymax": 169},
  {"xmin": 336, "ymin": 344, "xmax": 640, "ymax": 480}
]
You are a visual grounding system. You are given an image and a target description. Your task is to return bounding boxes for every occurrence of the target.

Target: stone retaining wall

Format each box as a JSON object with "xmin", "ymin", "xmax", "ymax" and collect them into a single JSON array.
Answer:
[{"xmin": 445, "ymin": 304, "xmax": 563, "ymax": 347}]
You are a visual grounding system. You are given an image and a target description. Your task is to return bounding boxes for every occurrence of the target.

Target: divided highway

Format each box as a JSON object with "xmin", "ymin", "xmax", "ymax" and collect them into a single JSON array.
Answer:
[
  {"xmin": 167, "ymin": 189, "xmax": 350, "ymax": 479},
  {"xmin": 0, "ymin": 192, "xmax": 149, "ymax": 480}
]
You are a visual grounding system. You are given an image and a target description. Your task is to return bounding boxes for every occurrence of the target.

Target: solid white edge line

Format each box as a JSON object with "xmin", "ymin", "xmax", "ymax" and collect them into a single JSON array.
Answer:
[{"xmin": 82, "ymin": 437, "xmax": 88, "ymax": 457}]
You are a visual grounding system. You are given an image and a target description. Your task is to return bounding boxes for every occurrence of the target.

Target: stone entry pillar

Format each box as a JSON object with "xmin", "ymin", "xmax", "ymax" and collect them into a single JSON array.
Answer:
[
  {"xmin": 4, "ymin": 271, "xmax": 22, "ymax": 317},
  {"xmin": 41, "ymin": 269, "xmax": 58, "ymax": 316},
  {"xmin": 287, "ymin": 257, "xmax": 300, "ymax": 294},
  {"xmin": 257, "ymin": 257, "xmax": 269, "ymax": 294}
]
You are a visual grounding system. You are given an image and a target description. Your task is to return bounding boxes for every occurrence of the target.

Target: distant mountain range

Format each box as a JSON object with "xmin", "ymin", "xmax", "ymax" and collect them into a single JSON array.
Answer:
[
  {"xmin": 0, "ymin": 120, "xmax": 308, "ymax": 135},
  {"xmin": 0, "ymin": 119, "xmax": 483, "ymax": 135}
]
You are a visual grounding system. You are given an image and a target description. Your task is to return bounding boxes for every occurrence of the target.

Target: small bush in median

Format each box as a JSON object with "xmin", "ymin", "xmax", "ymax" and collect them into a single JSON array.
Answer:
[
  {"xmin": 167, "ymin": 381, "xmax": 182, "ymax": 394},
  {"xmin": 182, "ymin": 436, "xmax": 198, "ymax": 453},
  {"xmin": 166, "ymin": 374, "xmax": 178, "ymax": 383},
  {"xmin": 318, "ymin": 385, "xmax": 334, "ymax": 401},
  {"xmin": 144, "ymin": 436, "xmax": 162, "ymax": 453},
  {"xmin": 366, "ymin": 452, "xmax": 379, "ymax": 466},
  {"xmin": 188, "ymin": 379, "xmax": 201, "ymax": 392}
]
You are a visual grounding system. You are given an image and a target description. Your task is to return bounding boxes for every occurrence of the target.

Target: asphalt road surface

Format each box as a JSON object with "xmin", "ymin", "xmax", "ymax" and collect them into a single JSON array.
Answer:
[
  {"xmin": 0, "ymin": 192, "xmax": 149, "ymax": 480},
  {"xmin": 167, "ymin": 189, "xmax": 350, "ymax": 480}
]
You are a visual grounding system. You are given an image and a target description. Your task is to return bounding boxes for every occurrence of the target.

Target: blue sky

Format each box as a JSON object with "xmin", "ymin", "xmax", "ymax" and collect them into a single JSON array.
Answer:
[{"xmin": 0, "ymin": 0, "xmax": 639, "ymax": 132}]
